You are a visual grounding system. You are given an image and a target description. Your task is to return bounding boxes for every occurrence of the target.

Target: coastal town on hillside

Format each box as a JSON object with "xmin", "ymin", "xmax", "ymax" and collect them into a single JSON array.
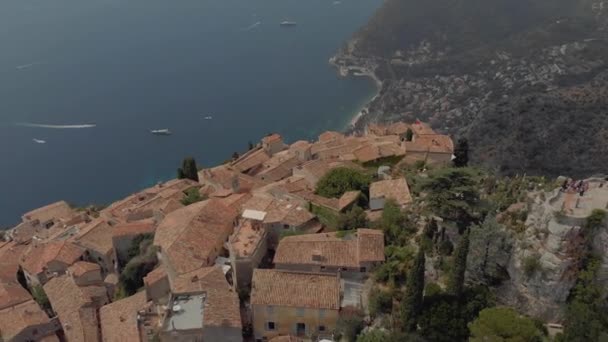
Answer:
[{"xmin": 0, "ymin": 121, "xmax": 456, "ymax": 342}]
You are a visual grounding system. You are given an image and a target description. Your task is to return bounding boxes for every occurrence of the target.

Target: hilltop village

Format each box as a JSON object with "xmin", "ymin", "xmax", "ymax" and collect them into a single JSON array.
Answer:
[{"xmin": 0, "ymin": 121, "xmax": 454, "ymax": 342}]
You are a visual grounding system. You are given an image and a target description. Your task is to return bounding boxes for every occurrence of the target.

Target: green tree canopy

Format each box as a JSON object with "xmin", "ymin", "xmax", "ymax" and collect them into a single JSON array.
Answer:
[
  {"xmin": 400, "ymin": 249, "xmax": 425, "ymax": 332},
  {"xmin": 377, "ymin": 199, "xmax": 416, "ymax": 244},
  {"xmin": 315, "ymin": 167, "xmax": 371, "ymax": 199},
  {"xmin": 419, "ymin": 286, "xmax": 494, "ymax": 342},
  {"xmin": 337, "ymin": 205, "xmax": 368, "ymax": 231},
  {"xmin": 467, "ymin": 216, "xmax": 513, "ymax": 286},
  {"xmin": 448, "ymin": 229, "xmax": 470, "ymax": 297},
  {"xmin": 177, "ymin": 157, "xmax": 199, "ymax": 182},
  {"xmin": 181, "ymin": 188, "xmax": 205, "ymax": 206},
  {"xmin": 32, "ymin": 285, "xmax": 52, "ymax": 313},
  {"xmin": 562, "ymin": 257, "xmax": 608, "ymax": 342},
  {"xmin": 468, "ymin": 307, "xmax": 544, "ymax": 342},
  {"xmin": 420, "ymin": 167, "xmax": 480, "ymax": 231}
]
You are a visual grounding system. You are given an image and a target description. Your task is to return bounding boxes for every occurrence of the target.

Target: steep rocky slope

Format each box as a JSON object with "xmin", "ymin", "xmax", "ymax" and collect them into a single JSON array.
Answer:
[{"xmin": 337, "ymin": 0, "xmax": 608, "ymax": 177}]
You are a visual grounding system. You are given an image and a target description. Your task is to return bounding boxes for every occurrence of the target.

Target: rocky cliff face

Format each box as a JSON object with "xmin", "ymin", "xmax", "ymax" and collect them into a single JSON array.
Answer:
[{"xmin": 496, "ymin": 181, "xmax": 608, "ymax": 321}]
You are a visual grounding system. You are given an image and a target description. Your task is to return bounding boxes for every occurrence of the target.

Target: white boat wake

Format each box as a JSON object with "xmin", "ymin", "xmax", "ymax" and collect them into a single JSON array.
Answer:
[
  {"xmin": 16, "ymin": 62, "xmax": 45, "ymax": 70},
  {"xmin": 33, "ymin": 138, "xmax": 46, "ymax": 144},
  {"xmin": 16, "ymin": 122, "xmax": 96, "ymax": 129},
  {"xmin": 242, "ymin": 21, "xmax": 261, "ymax": 31}
]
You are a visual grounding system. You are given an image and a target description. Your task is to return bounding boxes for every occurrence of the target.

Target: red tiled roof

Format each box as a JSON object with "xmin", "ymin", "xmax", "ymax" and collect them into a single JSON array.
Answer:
[
  {"xmin": 143, "ymin": 267, "xmax": 167, "ymax": 287},
  {"xmin": 68, "ymin": 261, "xmax": 101, "ymax": 278},
  {"xmin": 274, "ymin": 229, "xmax": 385, "ymax": 268},
  {"xmin": 262, "ymin": 133, "xmax": 282, "ymax": 144},
  {"xmin": 112, "ymin": 221, "xmax": 155, "ymax": 238},
  {"xmin": 21, "ymin": 241, "xmax": 84, "ymax": 275},
  {"xmin": 0, "ymin": 300, "xmax": 52, "ymax": 341},
  {"xmin": 22, "ymin": 201, "xmax": 74, "ymax": 223},
  {"xmin": 99, "ymin": 291, "xmax": 148, "ymax": 342},
  {"xmin": 71, "ymin": 219, "xmax": 114, "ymax": 256},
  {"xmin": 251, "ymin": 270, "xmax": 340, "ymax": 310},
  {"xmin": 406, "ymin": 134, "xmax": 454, "ymax": 154},
  {"xmin": 370, "ymin": 178, "xmax": 413, "ymax": 207},
  {"xmin": 154, "ymin": 200, "xmax": 238, "ymax": 275},
  {"xmin": 171, "ymin": 267, "xmax": 241, "ymax": 329},
  {"xmin": 44, "ymin": 275, "xmax": 99, "ymax": 342}
]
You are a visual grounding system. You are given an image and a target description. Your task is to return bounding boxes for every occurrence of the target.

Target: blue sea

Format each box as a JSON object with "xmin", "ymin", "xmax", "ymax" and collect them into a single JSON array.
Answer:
[{"xmin": 0, "ymin": 0, "xmax": 381, "ymax": 226}]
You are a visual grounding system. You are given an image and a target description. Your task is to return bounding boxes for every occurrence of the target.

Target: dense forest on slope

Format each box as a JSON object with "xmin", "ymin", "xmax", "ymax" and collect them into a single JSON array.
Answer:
[{"xmin": 339, "ymin": 0, "xmax": 608, "ymax": 177}]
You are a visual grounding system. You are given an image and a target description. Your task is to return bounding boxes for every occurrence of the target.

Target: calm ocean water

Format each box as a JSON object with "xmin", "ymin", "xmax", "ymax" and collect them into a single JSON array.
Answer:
[{"xmin": 0, "ymin": 0, "xmax": 381, "ymax": 226}]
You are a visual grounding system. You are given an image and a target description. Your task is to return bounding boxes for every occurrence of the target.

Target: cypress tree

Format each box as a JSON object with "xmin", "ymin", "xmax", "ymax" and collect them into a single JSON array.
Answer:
[
  {"xmin": 453, "ymin": 138, "xmax": 469, "ymax": 167},
  {"xmin": 177, "ymin": 157, "xmax": 199, "ymax": 182},
  {"xmin": 448, "ymin": 229, "xmax": 470, "ymax": 297},
  {"xmin": 401, "ymin": 249, "xmax": 425, "ymax": 332}
]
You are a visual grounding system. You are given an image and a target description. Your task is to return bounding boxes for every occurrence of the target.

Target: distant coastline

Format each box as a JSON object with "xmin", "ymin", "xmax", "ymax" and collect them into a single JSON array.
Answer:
[{"xmin": 329, "ymin": 53, "xmax": 382, "ymax": 131}]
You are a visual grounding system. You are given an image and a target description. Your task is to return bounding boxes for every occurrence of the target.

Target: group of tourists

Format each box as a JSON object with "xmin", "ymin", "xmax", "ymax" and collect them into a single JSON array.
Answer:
[{"xmin": 561, "ymin": 178, "xmax": 590, "ymax": 196}]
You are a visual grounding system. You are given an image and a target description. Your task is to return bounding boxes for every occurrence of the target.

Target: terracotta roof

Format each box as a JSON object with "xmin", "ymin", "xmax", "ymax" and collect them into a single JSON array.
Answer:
[
  {"xmin": 99, "ymin": 291, "xmax": 148, "ymax": 342},
  {"xmin": 387, "ymin": 122, "xmax": 411, "ymax": 135},
  {"xmin": 102, "ymin": 179, "xmax": 197, "ymax": 220},
  {"xmin": 231, "ymin": 148, "xmax": 271, "ymax": 173},
  {"xmin": 171, "ymin": 267, "xmax": 221, "ymax": 294},
  {"xmin": 22, "ymin": 201, "xmax": 73, "ymax": 223},
  {"xmin": 367, "ymin": 123, "xmax": 388, "ymax": 136},
  {"xmin": 0, "ymin": 262, "xmax": 32, "ymax": 310},
  {"xmin": 199, "ymin": 165, "xmax": 266, "ymax": 193},
  {"xmin": 256, "ymin": 152, "xmax": 300, "ymax": 182},
  {"xmin": 262, "ymin": 133, "xmax": 283, "ymax": 144},
  {"xmin": 104, "ymin": 274, "xmax": 119, "ymax": 286},
  {"xmin": 143, "ymin": 267, "xmax": 167, "ymax": 287},
  {"xmin": 338, "ymin": 191, "xmax": 361, "ymax": 210},
  {"xmin": 251, "ymin": 270, "xmax": 340, "ymax": 310},
  {"xmin": 410, "ymin": 121, "xmax": 436, "ymax": 136},
  {"xmin": 216, "ymin": 192, "xmax": 252, "ymax": 212},
  {"xmin": 277, "ymin": 176, "xmax": 313, "ymax": 194},
  {"xmin": 406, "ymin": 134, "xmax": 454, "ymax": 154},
  {"xmin": 289, "ymin": 140, "xmax": 311, "ymax": 152},
  {"xmin": 370, "ymin": 178, "xmax": 413, "ymax": 207},
  {"xmin": 210, "ymin": 188, "xmax": 233, "ymax": 198},
  {"xmin": 44, "ymin": 275, "xmax": 99, "ymax": 342},
  {"xmin": 0, "ymin": 300, "xmax": 51, "ymax": 341},
  {"xmin": 263, "ymin": 198, "xmax": 315, "ymax": 227},
  {"xmin": 353, "ymin": 145, "xmax": 381, "ymax": 163},
  {"xmin": 0, "ymin": 242, "xmax": 28, "ymax": 271},
  {"xmin": 80, "ymin": 285, "xmax": 109, "ymax": 304},
  {"xmin": 71, "ymin": 219, "xmax": 114, "ymax": 256},
  {"xmin": 171, "ymin": 267, "xmax": 241, "ymax": 329},
  {"xmin": 21, "ymin": 241, "xmax": 84, "ymax": 275},
  {"xmin": 112, "ymin": 221, "xmax": 155, "ymax": 238},
  {"xmin": 161, "ymin": 198, "xmax": 184, "ymax": 214},
  {"xmin": 274, "ymin": 229, "xmax": 384, "ymax": 268},
  {"xmin": 154, "ymin": 199, "xmax": 238, "ymax": 275},
  {"xmin": 229, "ymin": 219, "xmax": 266, "ymax": 258},
  {"xmin": 68, "ymin": 261, "xmax": 101, "ymax": 278},
  {"xmin": 357, "ymin": 229, "xmax": 386, "ymax": 262},
  {"xmin": 318, "ymin": 131, "xmax": 344, "ymax": 143},
  {"xmin": 290, "ymin": 190, "xmax": 358, "ymax": 212}
]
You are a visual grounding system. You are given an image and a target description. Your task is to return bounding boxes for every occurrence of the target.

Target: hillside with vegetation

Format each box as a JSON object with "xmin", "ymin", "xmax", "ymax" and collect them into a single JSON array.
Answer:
[
  {"xmin": 349, "ymin": 158, "xmax": 608, "ymax": 341},
  {"xmin": 336, "ymin": 0, "xmax": 608, "ymax": 177}
]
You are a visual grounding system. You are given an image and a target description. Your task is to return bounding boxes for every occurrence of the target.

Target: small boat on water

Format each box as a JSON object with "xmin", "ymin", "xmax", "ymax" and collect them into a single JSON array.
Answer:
[
  {"xmin": 32, "ymin": 138, "xmax": 46, "ymax": 144},
  {"xmin": 150, "ymin": 129, "xmax": 172, "ymax": 136},
  {"xmin": 280, "ymin": 20, "xmax": 296, "ymax": 27},
  {"xmin": 204, "ymin": 116, "xmax": 213, "ymax": 120}
]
